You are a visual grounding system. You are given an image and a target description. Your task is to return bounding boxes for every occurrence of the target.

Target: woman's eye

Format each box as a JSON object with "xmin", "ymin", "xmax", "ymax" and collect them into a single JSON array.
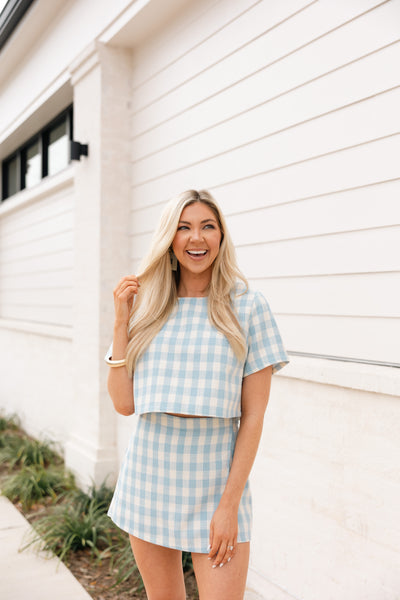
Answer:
[
  {"xmin": 177, "ymin": 225, "xmax": 189, "ymax": 230},
  {"xmin": 204, "ymin": 224, "xmax": 215, "ymax": 229}
]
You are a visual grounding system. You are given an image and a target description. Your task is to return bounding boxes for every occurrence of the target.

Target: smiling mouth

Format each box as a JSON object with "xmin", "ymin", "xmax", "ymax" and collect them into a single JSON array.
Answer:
[
  {"xmin": 186, "ymin": 250, "xmax": 208, "ymax": 257},
  {"xmin": 186, "ymin": 250, "xmax": 208, "ymax": 261}
]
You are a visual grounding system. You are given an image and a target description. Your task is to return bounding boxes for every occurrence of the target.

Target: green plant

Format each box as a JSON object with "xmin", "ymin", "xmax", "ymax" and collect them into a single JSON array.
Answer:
[
  {"xmin": 71, "ymin": 479, "xmax": 114, "ymax": 514},
  {"xmin": 0, "ymin": 412, "xmax": 20, "ymax": 433},
  {"xmin": 106, "ymin": 529, "xmax": 144, "ymax": 592},
  {"xmin": 2, "ymin": 464, "xmax": 75, "ymax": 510},
  {"xmin": 0, "ymin": 431, "xmax": 21, "ymax": 451},
  {"xmin": 182, "ymin": 550, "xmax": 193, "ymax": 572},
  {"xmin": 0, "ymin": 436, "xmax": 61, "ymax": 470},
  {"xmin": 25, "ymin": 496, "xmax": 114, "ymax": 562}
]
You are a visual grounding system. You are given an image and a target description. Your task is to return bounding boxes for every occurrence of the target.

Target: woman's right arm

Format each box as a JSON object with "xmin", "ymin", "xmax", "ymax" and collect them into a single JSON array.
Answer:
[{"xmin": 106, "ymin": 275, "xmax": 140, "ymax": 416}]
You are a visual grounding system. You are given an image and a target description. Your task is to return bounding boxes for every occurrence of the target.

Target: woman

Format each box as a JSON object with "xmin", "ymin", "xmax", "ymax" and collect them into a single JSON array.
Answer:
[{"xmin": 104, "ymin": 189, "xmax": 289, "ymax": 600}]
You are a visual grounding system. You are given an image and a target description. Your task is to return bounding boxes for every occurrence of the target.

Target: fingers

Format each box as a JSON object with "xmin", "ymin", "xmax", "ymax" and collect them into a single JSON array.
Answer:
[
  {"xmin": 113, "ymin": 275, "xmax": 141, "ymax": 323},
  {"xmin": 208, "ymin": 538, "xmax": 237, "ymax": 568},
  {"xmin": 113, "ymin": 275, "xmax": 140, "ymax": 297}
]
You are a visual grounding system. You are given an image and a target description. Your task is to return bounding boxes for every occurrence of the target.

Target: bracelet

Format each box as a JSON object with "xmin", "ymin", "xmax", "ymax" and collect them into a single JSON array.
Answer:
[{"xmin": 105, "ymin": 356, "xmax": 126, "ymax": 367}]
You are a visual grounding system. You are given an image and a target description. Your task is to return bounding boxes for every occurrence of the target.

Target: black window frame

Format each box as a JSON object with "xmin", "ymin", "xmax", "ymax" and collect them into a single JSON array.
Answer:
[{"xmin": 1, "ymin": 105, "xmax": 73, "ymax": 202}]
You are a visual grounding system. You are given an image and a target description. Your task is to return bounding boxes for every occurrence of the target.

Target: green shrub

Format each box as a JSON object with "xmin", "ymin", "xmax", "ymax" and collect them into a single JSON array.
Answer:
[
  {"xmin": 0, "ymin": 436, "xmax": 61, "ymax": 470},
  {"xmin": 106, "ymin": 530, "xmax": 144, "ymax": 591},
  {"xmin": 71, "ymin": 480, "xmax": 114, "ymax": 514},
  {"xmin": 2, "ymin": 464, "xmax": 75, "ymax": 510},
  {"xmin": 25, "ymin": 495, "xmax": 114, "ymax": 562},
  {"xmin": 0, "ymin": 412, "xmax": 20, "ymax": 433},
  {"xmin": 0, "ymin": 431, "xmax": 21, "ymax": 451}
]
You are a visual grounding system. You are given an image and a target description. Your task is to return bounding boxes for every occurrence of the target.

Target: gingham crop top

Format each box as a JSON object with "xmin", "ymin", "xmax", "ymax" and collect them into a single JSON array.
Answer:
[{"xmin": 104, "ymin": 288, "xmax": 289, "ymax": 418}]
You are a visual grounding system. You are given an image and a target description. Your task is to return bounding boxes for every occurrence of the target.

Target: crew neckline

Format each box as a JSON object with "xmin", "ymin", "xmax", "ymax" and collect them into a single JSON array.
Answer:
[{"xmin": 177, "ymin": 295, "xmax": 208, "ymax": 299}]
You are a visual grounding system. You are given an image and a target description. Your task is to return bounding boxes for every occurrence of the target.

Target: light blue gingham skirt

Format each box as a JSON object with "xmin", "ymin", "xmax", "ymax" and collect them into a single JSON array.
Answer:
[{"xmin": 107, "ymin": 412, "xmax": 252, "ymax": 553}]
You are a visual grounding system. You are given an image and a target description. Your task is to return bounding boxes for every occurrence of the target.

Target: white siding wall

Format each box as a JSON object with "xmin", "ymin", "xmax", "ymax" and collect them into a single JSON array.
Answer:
[
  {"xmin": 0, "ymin": 171, "xmax": 75, "ymax": 443},
  {"xmin": 128, "ymin": 0, "xmax": 400, "ymax": 366},
  {"xmin": 0, "ymin": 179, "xmax": 74, "ymax": 328}
]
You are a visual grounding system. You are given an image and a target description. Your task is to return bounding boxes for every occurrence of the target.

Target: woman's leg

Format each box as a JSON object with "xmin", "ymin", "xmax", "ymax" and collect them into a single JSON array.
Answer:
[
  {"xmin": 129, "ymin": 535, "xmax": 186, "ymax": 600},
  {"xmin": 191, "ymin": 541, "xmax": 250, "ymax": 600}
]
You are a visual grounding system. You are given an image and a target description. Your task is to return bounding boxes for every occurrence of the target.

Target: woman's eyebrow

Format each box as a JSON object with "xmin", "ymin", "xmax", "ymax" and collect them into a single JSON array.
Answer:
[{"xmin": 178, "ymin": 218, "xmax": 217, "ymax": 224}]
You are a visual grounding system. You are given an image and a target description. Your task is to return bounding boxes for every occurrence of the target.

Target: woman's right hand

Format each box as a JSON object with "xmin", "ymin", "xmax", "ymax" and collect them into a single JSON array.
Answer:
[{"xmin": 113, "ymin": 275, "xmax": 140, "ymax": 325}]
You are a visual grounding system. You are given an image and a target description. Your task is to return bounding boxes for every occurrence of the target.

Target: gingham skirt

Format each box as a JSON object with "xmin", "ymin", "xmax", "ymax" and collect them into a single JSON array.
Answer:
[{"xmin": 107, "ymin": 412, "xmax": 252, "ymax": 553}]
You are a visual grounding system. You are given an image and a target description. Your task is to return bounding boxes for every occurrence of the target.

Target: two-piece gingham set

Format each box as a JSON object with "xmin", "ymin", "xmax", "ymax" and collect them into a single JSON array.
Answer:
[{"xmin": 105, "ymin": 288, "xmax": 289, "ymax": 552}]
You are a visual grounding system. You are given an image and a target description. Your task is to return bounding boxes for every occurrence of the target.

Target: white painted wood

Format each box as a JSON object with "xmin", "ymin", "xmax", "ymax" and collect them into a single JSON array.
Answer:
[
  {"xmin": 132, "ymin": 40, "xmax": 400, "ymax": 161},
  {"xmin": 1, "ymin": 210, "xmax": 73, "ymax": 245},
  {"xmin": 132, "ymin": 87, "xmax": 400, "ymax": 184},
  {"xmin": 278, "ymin": 313, "xmax": 399, "ymax": 364},
  {"xmin": 0, "ymin": 184, "xmax": 74, "ymax": 327},
  {"xmin": 131, "ymin": 134, "xmax": 400, "ymax": 209},
  {"xmin": 226, "ymin": 181, "xmax": 400, "ymax": 246},
  {"xmin": 236, "ymin": 226, "xmax": 400, "ymax": 277},
  {"xmin": 0, "ymin": 304, "xmax": 72, "ymax": 326},
  {"xmin": 131, "ymin": 0, "xmax": 262, "ymax": 85},
  {"xmin": 253, "ymin": 272, "xmax": 400, "ymax": 319},
  {"xmin": 0, "ymin": 269, "xmax": 73, "ymax": 291},
  {"xmin": 131, "ymin": 0, "xmax": 225, "ymax": 82},
  {"xmin": 0, "ymin": 251, "xmax": 74, "ymax": 277},
  {"xmin": 132, "ymin": 0, "xmax": 312, "ymax": 110},
  {"xmin": 131, "ymin": 0, "xmax": 397, "ymax": 136}
]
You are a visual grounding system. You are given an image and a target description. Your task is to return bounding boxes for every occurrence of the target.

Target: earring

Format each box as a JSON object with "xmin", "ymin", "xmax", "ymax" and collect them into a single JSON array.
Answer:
[{"xmin": 170, "ymin": 251, "xmax": 178, "ymax": 271}]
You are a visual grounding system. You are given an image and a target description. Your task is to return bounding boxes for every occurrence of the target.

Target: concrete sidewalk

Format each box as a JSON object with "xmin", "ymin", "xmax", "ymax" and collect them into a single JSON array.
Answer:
[{"xmin": 0, "ymin": 495, "xmax": 91, "ymax": 600}]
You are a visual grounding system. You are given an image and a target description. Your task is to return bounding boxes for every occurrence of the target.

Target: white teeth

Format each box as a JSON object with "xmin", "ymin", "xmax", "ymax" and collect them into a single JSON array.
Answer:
[{"xmin": 187, "ymin": 250, "xmax": 207, "ymax": 255}]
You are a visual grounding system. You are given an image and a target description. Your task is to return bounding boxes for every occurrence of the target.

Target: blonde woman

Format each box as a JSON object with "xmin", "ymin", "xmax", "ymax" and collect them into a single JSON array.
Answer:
[{"xmin": 105, "ymin": 190, "xmax": 289, "ymax": 600}]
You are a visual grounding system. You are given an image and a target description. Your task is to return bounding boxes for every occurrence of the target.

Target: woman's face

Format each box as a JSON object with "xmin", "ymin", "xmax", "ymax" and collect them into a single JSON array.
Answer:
[{"xmin": 172, "ymin": 202, "xmax": 222, "ymax": 279}]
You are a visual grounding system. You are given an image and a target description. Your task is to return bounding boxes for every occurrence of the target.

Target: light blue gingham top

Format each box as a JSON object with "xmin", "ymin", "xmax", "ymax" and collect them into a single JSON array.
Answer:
[{"xmin": 105, "ymin": 288, "xmax": 289, "ymax": 418}]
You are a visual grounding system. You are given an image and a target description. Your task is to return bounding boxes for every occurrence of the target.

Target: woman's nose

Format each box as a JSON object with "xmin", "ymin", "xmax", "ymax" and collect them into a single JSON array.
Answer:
[{"xmin": 189, "ymin": 229, "xmax": 203, "ymax": 241}]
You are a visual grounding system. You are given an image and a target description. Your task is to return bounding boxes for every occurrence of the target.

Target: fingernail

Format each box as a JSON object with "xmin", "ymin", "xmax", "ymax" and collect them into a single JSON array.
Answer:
[
  {"xmin": 227, "ymin": 557, "xmax": 231, "ymax": 562},
  {"xmin": 212, "ymin": 564, "xmax": 216, "ymax": 569},
  {"xmin": 207, "ymin": 544, "xmax": 211, "ymax": 550},
  {"xmin": 219, "ymin": 563, "xmax": 224, "ymax": 568},
  {"xmin": 207, "ymin": 557, "xmax": 211, "ymax": 560}
]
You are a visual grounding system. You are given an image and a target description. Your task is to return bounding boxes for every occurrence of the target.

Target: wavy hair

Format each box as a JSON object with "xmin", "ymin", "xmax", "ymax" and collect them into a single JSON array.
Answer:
[{"xmin": 125, "ymin": 190, "xmax": 248, "ymax": 376}]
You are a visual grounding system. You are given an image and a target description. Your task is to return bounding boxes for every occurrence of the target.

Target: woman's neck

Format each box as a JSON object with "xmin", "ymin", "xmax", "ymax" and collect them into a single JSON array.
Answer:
[{"xmin": 177, "ymin": 271, "xmax": 211, "ymax": 297}]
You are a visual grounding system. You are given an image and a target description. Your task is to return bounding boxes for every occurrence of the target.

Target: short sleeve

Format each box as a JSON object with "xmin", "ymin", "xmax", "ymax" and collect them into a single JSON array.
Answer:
[
  {"xmin": 104, "ymin": 340, "xmax": 113, "ymax": 362},
  {"xmin": 243, "ymin": 292, "xmax": 289, "ymax": 377}
]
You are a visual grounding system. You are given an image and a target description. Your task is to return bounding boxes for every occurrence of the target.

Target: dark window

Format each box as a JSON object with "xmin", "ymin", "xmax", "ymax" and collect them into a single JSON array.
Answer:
[
  {"xmin": 48, "ymin": 119, "xmax": 69, "ymax": 176},
  {"xmin": 22, "ymin": 138, "xmax": 41, "ymax": 189},
  {"xmin": 1, "ymin": 105, "xmax": 73, "ymax": 202},
  {"xmin": 4, "ymin": 154, "xmax": 19, "ymax": 197}
]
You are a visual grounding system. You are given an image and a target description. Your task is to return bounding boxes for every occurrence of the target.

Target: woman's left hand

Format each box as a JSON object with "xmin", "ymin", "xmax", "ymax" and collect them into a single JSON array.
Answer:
[{"xmin": 208, "ymin": 501, "xmax": 238, "ymax": 568}]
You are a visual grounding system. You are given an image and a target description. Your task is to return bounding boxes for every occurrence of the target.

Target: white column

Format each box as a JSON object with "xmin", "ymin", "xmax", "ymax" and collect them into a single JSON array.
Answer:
[{"xmin": 65, "ymin": 42, "xmax": 132, "ymax": 488}]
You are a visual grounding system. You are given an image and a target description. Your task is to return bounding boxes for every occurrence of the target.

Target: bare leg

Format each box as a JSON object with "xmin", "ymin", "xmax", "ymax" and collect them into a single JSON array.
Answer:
[
  {"xmin": 191, "ymin": 541, "xmax": 250, "ymax": 600},
  {"xmin": 129, "ymin": 535, "xmax": 186, "ymax": 600}
]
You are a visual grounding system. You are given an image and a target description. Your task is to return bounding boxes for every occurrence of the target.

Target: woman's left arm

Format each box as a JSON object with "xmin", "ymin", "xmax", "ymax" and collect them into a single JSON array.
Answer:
[{"xmin": 208, "ymin": 365, "xmax": 272, "ymax": 567}]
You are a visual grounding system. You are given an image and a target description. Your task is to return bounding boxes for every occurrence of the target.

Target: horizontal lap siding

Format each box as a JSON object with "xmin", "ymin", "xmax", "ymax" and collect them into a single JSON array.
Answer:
[
  {"xmin": 129, "ymin": 0, "xmax": 400, "ymax": 365},
  {"xmin": 0, "ymin": 186, "xmax": 74, "ymax": 327}
]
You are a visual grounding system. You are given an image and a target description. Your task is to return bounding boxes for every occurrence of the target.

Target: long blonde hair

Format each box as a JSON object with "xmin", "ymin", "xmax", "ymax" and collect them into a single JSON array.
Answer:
[{"xmin": 125, "ymin": 190, "xmax": 248, "ymax": 376}]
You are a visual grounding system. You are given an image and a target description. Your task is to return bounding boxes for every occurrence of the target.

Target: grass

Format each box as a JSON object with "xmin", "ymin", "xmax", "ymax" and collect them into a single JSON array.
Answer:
[
  {"xmin": 0, "ymin": 435, "xmax": 62, "ymax": 470},
  {"xmin": 1, "ymin": 464, "xmax": 75, "ymax": 510},
  {"xmin": 0, "ymin": 412, "xmax": 20, "ymax": 433},
  {"xmin": 24, "ymin": 494, "xmax": 113, "ymax": 561},
  {"xmin": 104, "ymin": 528, "xmax": 144, "ymax": 591}
]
